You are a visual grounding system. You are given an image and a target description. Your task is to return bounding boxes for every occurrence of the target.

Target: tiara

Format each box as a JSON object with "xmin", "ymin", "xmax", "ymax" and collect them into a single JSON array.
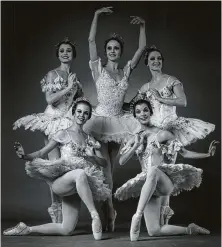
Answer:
[
  {"xmin": 55, "ymin": 37, "xmax": 77, "ymax": 48},
  {"xmin": 129, "ymin": 92, "xmax": 148, "ymax": 113},
  {"xmin": 73, "ymin": 97, "xmax": 91, "ymax": 106},
  {"xmin": 109, "ymin": 33, "xmax": 125, "ymax": 45}
]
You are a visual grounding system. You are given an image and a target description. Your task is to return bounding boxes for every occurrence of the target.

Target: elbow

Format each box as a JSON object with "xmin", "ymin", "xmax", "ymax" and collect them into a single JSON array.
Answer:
[
  {"xmin": 119, "ymin": 157, "xmax": 125, "ymax": 166},
  {"xmin": 88, "ymin": 38, "xmax": 95, "ymax": 44}
]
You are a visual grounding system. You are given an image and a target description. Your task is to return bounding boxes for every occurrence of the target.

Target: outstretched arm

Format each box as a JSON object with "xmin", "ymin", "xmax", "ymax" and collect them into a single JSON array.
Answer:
[
  {"xmin": 179, "ymin": 141, "xmax": 219, "ymax": 159},
  {"xmin": 88, "ymin": 7, "xmax": 113, "ymax": 62},
  {"xmin": 14, "ymin": 140, "xmax": 58, "ymax": 161},
  {"xmin": 127, "ymin": 16, "xmax": 146, "ymax": 70}
]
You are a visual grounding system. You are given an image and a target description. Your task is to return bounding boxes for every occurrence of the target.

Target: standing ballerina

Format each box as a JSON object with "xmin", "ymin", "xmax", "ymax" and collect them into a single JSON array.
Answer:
[
  {"xmin": 115, "ymin": 99, "xmax": 217, "ymax": 241},
  {"xmin": 84, "ymin": 6, "xmax": 146, "ymax": 231},
  {"xmin": 4, "ymin": 98, "xmax": 110, "ymax": 240},
  {"xmin": 13, "ymin": 37, "xmax": 83, "ymax": 223},
  {"xmin": 126, "ymin": 45, "xmax": 215, "ymax": 224}
]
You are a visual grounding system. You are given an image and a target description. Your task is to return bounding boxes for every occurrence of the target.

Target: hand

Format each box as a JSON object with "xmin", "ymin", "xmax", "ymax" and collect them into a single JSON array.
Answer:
[
  {"xmin": 95, "ymin": 6, "xmax": 113, "ymax": 16},
  {"xmin": 208, "ymin": 140, "xmax": 219, "ymax": 156},
  {"xmin": 149, "ymin": 88, "xmax": 161, "ymax": 100},
  {"xmin": 85, "ymin": 146, "xmax": 96, "ymax": 157},
  {"xmin": 68, "ymin": 73, "xmax": 77, "ymax": 89},
  {"xmin": 14, "ymin": 141, "xmax": 25, "ymax": 159},
  {"xmin": 133, "ymin": 133, "xmax": 145, "ymax": 148},
  {"xmin": 130, "ymin": 16, "xmax": 145, "ymax": 25}
]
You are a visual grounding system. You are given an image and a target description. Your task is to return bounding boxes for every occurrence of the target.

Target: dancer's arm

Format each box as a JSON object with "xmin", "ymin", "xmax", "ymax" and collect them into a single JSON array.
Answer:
[
  {"xmin": 85, "ymin": 146, "xmax": 107, "ymax": 168},
  {"xmin": 14, "ymin": 140, "xmax": 58, "ymax": 161},
  {"xmin": 45, "ymin": 72, "xmax": 78, "ymax": 105},
  {"xmin": 119, "ymin": 135, "xmax": 143, "ymax": 165},
  {"xmin": 126, "ymin": 16, "xmax": 146, "ymax": 71},
  {"xmin": 179, "ymin": 141, "xmax": 219, "ymax": 159},
  {"xmin": 149, "ymin": 77, "xmax": 187, "ymax": 107}
]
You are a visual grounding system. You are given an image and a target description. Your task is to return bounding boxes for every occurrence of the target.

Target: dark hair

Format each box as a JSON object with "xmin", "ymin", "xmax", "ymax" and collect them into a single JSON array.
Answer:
[
  {"xmin": 56, "ymin": 41, "xmax": 77, "ymax": 59},
  {"xmin": 104, "ymin": 37, "xmax": 124, "ymax": 56},
  {"xmin": 133, "ymin": 99, "xmax": 153, "ymax": 117},
  {"xmin": 144, "ymin": 47, "xmax": 164, "ymax": 66},
  {"xmin": 72, "ymin": 100, "xmax": 92, "ymax": 119}
]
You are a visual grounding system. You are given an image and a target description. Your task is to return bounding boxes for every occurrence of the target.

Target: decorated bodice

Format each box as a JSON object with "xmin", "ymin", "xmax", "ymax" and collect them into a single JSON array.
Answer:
[
  {"xmin": 52, "ymin": 130, "xmax": 101, "ymax": 161},
  {"xmin": 89, "ymin": 58, "xmax": 131, "ymax": 117},
  {"xmin": 41, "ymin": 70, "xmax": 83, "ymax": 115},
  {"xmin": 143, "ymin": 76, "xmax": 182, "ymax": 126},
  {"xmin": 136, "ymin": 132, "xmax": 182, "ymax": 171}
]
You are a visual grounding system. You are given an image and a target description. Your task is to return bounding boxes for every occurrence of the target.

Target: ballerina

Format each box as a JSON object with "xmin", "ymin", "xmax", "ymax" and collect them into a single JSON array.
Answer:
[
  {"xmin": 13, "ymin": 37, "xmax": 83, "ymax": 223},
  {"xmin": 3, "ymin": 98, "xmax": 110, "ymax": 240},
  {"xmin": 125, "ymin": 45, "xmax": 215, "ymax": 225},
  {"xmin": 115, "ymin": 99, "xmax": 217, "ymax": 241},
  {"xmin": 83, "ymin": 6, "xmax": 146, "ymax": 231}
]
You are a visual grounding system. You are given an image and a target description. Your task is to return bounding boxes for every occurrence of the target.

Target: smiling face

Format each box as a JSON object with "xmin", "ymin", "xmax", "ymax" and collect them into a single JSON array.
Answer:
[
  {"xmin": 105, "ymin": 40, "xmax": 122, "ymax": 61},
  {"xmin": 147, "ymin": 51, "xmax": 163, "ymax": 71},
  {"xmin": 58, "ymin": 43, "xmax": 73, "ymax": 63},
  {"xmin": 73, "ymin": 103, "xmax": 91, "ymax": 125},
  {"xmin": 134, "ymin": 103, "xmax": 151, "ymax": 125}
]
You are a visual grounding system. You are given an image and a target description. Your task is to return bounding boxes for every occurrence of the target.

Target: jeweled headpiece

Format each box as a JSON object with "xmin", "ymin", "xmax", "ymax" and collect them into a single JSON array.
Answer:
[
  {"xmin": 109, "ymin": 33, "xmax": 125, "ymax": 45},
  {"xmin": 73, "ymin": 97, "xmax": 90, "ymax": 106},
  {"xmin": 55, "ymin": 37, "xmax": 77, "ymax": 48},
  {"xmin": 129, "ymin": 92, "xmax": 148, "ymax": 113}
]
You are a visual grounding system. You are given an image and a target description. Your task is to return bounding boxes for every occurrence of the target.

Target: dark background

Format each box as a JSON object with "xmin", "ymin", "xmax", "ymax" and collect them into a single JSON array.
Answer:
[{"xmin": 2, "ymin": 1, "xmax": 221, "ymax": 231}]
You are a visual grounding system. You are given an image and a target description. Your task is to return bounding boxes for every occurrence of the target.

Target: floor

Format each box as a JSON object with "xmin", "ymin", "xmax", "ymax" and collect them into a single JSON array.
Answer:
[{"xmin": 2, "ymin": 222, "xmax": 221, "ymax": 247}]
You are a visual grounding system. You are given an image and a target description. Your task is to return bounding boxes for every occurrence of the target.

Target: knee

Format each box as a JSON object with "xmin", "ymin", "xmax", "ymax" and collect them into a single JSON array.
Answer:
[
  {"xmin": 60, "ymin": 226, "xmax": 74, "ymax": 236},
  {"xmin": 76, "ymin": 169, "xmax": 87, "ymax": 183},
  {"xmin": 148, "ymin": 226, "xmax": 161, "ymax": 236}
]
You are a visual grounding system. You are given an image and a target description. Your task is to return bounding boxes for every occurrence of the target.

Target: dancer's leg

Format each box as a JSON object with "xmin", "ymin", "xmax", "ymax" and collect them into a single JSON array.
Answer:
[
  {"xmin": 31, "ymin": 194, "xmax": 81, "ymax": 235},
  {"xmin": 44, "ymin": 134, "xmax": 62, "ymax": 223},
  {"xmin": 144, "ymin": 197, "xmax": 188, "ymax": 236},
  {"xmin": 100, "ymin": 142, "xmax": 116, "ymax": 231},
  {"xmin": 136, "ymin": 166, "xmax": 174, "ymax": 215}
]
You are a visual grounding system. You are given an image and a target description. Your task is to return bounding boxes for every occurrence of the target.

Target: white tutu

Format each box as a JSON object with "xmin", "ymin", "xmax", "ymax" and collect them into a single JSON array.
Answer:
[
  {"xmin": 114, "ymin": 163, "xmax": 203, "ymax": 200},
  {"xmin": 25, "ymin": 157, "xmax": 111, "ymax": 201}
]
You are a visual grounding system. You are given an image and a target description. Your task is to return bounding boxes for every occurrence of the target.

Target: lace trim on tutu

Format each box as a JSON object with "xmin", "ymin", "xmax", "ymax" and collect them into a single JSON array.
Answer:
[
  {"xmin": 25, "ymin": 158, "xmax": 111, "ymax": 201},
  {"xmin": 13, "ymin": 114, "xmax": 73, "ymax": 137},
  {"xmin": 114, "ymin": 163, "xmax": 203, "ymax": 201}
]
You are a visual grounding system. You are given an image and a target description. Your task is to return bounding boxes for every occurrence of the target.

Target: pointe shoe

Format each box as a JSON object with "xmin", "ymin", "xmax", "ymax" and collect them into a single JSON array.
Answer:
[
  {"xmin": 48, "ymin": 203, "xmax": 62, "ymax": 223},
  {"xmin": 107, "ymin": 210, "xmax": 117, "ymax": 232},
  {"xmin": 187, "ymin": 223, "xmax": 210, "ymax": 235},
  {"xmin": 3, "ymin": 222, "xmax": 31, "ymax": 236},
  {"xmin": 160, "ymin": 206, "xmax": 174, "ymax": 226},
  {"xmin": 130, "ymin": 214, "xmax": 142, "ymax": 241},
  {"xmin": 91, "ymin": 214, "xmax": 102, "ymax": 240}
]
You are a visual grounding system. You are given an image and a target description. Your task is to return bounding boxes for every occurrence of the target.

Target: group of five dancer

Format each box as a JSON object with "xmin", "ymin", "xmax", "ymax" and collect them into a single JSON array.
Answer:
[{"xmin": 4, "ymin": 7, "xmax": 218, "ymax": 241}]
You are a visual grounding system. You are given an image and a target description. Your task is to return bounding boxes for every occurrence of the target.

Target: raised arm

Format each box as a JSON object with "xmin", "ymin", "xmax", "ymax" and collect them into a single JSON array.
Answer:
[
  {"xmin": 14, "ymin": 140, "xmax": 58, "ymax": 161},
  {"xmin": 179, "ymin": 140, "xmax": 219, "ymax": 159},
  {"xmin": 45, "ymin": 72, "xmax": 77, "ymax": 105},
  {"xmin": 88, "ymin": 7, "xmax": 113, "ymax": 62},
  {"xmin": 128, "ymin": 16, "xmax": 146, "ymax": 70},
  {"xmin": 150, "ymin": 78, "xmax": 187, "ymax": 107}
]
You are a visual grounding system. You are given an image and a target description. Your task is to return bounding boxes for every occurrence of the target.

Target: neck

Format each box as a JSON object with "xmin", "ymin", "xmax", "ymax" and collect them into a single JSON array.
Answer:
[
  {"xmin": 69, "ymin": 122, "xmax": 83, "ymax": 132},
  {"xmin": 150, "ymin": 69, "xmax": 162, "ymax": 82},
  {"xmin": 60, "ymin": 62, "xmax": 72, "ymax": 73},
  {"xmin": 106, "ymin": 60, "xmax": 119, "ymax": 71}
]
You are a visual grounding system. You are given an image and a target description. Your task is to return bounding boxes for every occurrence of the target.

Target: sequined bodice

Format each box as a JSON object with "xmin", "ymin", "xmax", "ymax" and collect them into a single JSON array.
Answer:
[
  {"xmin": 41, "ymin": 71, "xmax": 80, "ymax": 115},
  {"xmin": 95, "ymin": 69, "xmax": 129, "ymax": 117},
  {"xmin": 146, "ymin": 81, "xmax": 178, "ymax": 126},
  {"xmin": 136, "ymin": 133, "xmax": 183, "ymax": 171},
  {"xmin": 60, "ymin": 140, "xmax": 87, "ymax": 160}
]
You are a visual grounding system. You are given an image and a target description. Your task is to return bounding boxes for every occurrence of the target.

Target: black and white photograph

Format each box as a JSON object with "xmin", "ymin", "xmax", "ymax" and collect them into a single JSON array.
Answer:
[{"xmin": 1, "ymin": 1, "xmax": 221, "ymax": 247}]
